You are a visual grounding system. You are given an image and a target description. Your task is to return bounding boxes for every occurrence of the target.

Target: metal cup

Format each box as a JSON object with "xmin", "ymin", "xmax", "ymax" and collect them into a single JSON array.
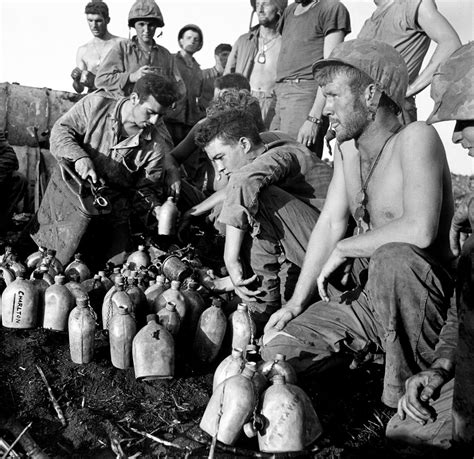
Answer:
[{"xmin": 161, "ymin": 255, "xmax": 191, "ymax": 282}]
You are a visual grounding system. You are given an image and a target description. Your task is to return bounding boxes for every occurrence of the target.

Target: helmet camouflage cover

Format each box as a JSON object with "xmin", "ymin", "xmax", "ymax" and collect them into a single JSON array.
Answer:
[
  {"xmin": 427, "ymin": 42, "xmax": 474, "ymax": 124},
  {"xmin": 128, "ymin": 0, "xmax": 164, "ymax": 28},
  {"xmin": 312, "ymin": 39, "xmax": 409, "ymax": 112}
]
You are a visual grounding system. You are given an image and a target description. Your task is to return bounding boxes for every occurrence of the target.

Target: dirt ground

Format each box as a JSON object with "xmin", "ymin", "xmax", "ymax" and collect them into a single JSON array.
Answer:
[
  {"xmin": 0, "ymin": 325, "xmax": 399, "ymax": 459},
  {"xmin": 1, "ymin": 173, "xmax": 471, "ymax": 458}
]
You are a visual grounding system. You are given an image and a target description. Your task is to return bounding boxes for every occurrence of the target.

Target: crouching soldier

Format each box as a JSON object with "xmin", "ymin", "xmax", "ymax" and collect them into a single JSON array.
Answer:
[{"xmin": 31, "ymin": 74, "xmax": 180, "ymax": 269}]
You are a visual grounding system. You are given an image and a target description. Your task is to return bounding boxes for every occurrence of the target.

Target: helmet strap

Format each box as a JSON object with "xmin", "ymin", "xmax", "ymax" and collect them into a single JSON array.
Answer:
[{"xmin": 367, "ymin": 85, "xmax": 382, "ymax": 120}]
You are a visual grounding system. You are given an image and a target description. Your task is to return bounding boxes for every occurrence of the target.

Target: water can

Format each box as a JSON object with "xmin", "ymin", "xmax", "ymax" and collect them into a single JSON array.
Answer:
[
  {"xmin": 43, "ymin": 274, "xmax": 75, "ymax": 331},
  {"xmin": 213, "ymin": 348, "xmax": 245, "ymax": 391},
  {"xmin": 158, "ymin": 197, "xmax": 178, "ymax": 236},
  {"xmin": 200, "ymin": 362, "xmax": 257, "ymax": 445},
  {"xmin": 68, "ymin": 296, "xmax": 96, "ymax": 364},
  {"xmin": 2, "ymin": 275, "xmax": 39, "ymax": 328},
  {"xmin": 26, "ymin": 246, "xmax": 47, "ymax": 270},
  {"xmin": 258, "ymin": 353, "xmax": 297, "ymax": 385},
  {"xmin": 132, "ymin": 314, "xmax": 174, "ymax": 380},
  {"xmin": 230, "ymin": 303, "xmax": 256, "ymax": 352},
  {"xmin": 145, "ymin": 274, "xmax": 167, "ymax": 310},
  {"xmin": 109, "ymin": 305, "xmax": 137, "ymax": 369},
  {"xmin": 181, "ymin": 281, "xmax": 206, "ymax": 337},
  {"xmin": 193, "ymin": 298, "xmax": 227, "ymax": 363},
  {"xmin": 65, "ymin": 253, "xmax": 91, "ymax": 282},
  {"xmin": 157, "ymin": 302, "xmax": 181, "ymax": 336},
  {"xmin": 255, "ymin": 375, "xmax": 322, "ymax": 452},
  {"xmin": 154, "ymin": 280, "xmax": 186, "ymax": 320},
  {"xmin": 127, "ymin": 245, "xmax": 151, "ymax": 270}
]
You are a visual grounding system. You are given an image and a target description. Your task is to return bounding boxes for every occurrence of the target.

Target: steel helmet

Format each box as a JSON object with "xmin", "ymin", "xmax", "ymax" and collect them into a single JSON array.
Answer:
[
  {"xmin": 178, "ymin": 24, "xmax": 203, "ymax": 51},
  {"xmin": 427, "ymin": 42, "xmax": 474, "ymax": 124},
  {"xmin": 312, "ymin": 39, "xmax": 409, "ymax": 112},
  {"xmin": 128, "ymin": 0, "xmax": 164, "ymax": 28}
]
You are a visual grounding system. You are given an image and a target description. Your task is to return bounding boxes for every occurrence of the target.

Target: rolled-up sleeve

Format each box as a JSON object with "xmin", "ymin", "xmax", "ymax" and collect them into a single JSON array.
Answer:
[
  {"xmin": 95, "ymin": 41, "xmax": 131, "ymax": 94},
  {"xmin": 218, "ymin": 150, "xmax": 298, "ymax": 232},
  {"xmin": 434, "ymin": 301, "xmax": 458, "ymax": 362},
  {"xmin": 50, "ymin": 98, "xmax": 91, "ymax": 162}
]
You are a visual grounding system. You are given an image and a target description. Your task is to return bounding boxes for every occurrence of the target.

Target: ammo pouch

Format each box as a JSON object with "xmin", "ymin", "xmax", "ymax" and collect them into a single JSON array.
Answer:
[{"xmin": 30, "ymin": 159, "xmax": 111, "ymax": 264}]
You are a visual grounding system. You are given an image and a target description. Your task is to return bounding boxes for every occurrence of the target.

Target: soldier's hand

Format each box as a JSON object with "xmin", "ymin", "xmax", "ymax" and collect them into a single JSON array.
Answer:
[
  {"xmin": 130, "ymin": 66, "xmax": 153, "ymax": 83},
  {"xmin": 75, "ymin": 157, "xmax": 98, "ymax": 183},
  {"xmin": 71, "ymin": 67, "xmax": 82, "ymax": 81},
  {"xmin": 397, "ymin": 368, "xmax": 450, "ymax": 425},
  {"xmin": 450, "ymin": 193, "xmax": 473, "ymax": 256},
  {"xmin": 80, "ymin": 70, "xmax": 96, "ymax": 89},
  {"xmin": 297, "ymin": 119, "xmax": 320, "ymax": 148},
  {"xmin": 264, "ymin": 303, "xmax": 302, "ymax": 333}
]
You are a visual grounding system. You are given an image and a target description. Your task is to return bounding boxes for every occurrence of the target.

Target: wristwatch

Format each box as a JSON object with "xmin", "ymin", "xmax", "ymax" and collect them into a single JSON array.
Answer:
[{"xmin": 306, "ymin": 115, "xmax": 321, "ymax": 124}]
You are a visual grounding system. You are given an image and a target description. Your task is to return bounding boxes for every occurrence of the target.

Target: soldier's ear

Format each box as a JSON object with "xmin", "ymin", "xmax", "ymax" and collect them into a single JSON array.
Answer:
[
  {"xmin": 365, "ymin": 83, "xmax": 382, "ymax": 118},
  {"xmin": 239, "ymin": 137, "xmax": 252, "ymax": 154},
  {"xmin": 130, "ymin": 93, "xmax": 139, "ymax": 106}
]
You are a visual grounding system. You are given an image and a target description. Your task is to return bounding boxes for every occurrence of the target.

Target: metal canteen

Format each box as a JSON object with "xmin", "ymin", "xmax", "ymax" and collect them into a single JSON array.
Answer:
[{"xmin": 161, "ymin": 255, "xmax": 191, "ymax": 282}]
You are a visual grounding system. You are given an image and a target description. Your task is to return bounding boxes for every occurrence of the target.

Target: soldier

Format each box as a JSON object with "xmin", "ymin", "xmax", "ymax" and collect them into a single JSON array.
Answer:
[
  {"xmin": 71, "ymin": 1, "xmax": 122, "ymax": 94},
  {"xmin": 386, "ymin": 42, "xmax": 474, "ymax": 455}
]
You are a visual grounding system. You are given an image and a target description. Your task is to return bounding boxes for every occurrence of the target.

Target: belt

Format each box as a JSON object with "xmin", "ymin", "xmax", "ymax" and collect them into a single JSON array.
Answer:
[
  {"xmin": 280, "ymin": 78, "xmax": 314, "ymax": 84},
  {"xmin": 251, "ymin": 89, "xmax": 276, "ymax": 97}
]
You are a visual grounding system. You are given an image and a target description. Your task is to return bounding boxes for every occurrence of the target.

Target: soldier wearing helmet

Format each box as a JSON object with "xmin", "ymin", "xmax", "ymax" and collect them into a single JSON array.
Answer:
[
  {"xmin": 95, "ymin": 0, "xmax": 184, "ymax": 99},
  {"xmin": 262, "ymin": 39, "xmax": 454, "ymax": 412},
  {"xmin": 165, "ymin": 24, "xmax": 205, "ymax": 145},
  {"xmin": 387, "ymin": 42, "xmax": 474, "ymax": 455}
]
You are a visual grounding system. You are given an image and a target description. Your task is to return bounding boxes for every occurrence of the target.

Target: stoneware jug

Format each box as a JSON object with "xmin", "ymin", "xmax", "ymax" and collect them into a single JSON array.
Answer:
[
  {"xmin": 43, "ymin": 275, "xmax": 75, "ymax": 331},
  {"xmin": 255, "ymin": 375, "xmax": 322, "ymax": 452},
  {"xmin": 65, "ymin": 253, "xmax": 91, "ymax": 282},
  {"xmin": 200, "ymin": 362, "xmax": 257, "ymax": 445},
  {"xmin": 154, "ymin": 280, "xmax": 186, "ymax": 320},
  {"xmin": 193, "ymin": 298, "xmax": 227, "ymax": 363},
  {"xmin": 132, "ymin": 314, "xmax": 174, "ymax": 380},
  {"xmin": 68, "ymin": 296, "xmax": 96, "ymax": 364},
  {"xmin": 158, "ymin": 196, "xmax": 178, "ymax": 236},
  {"xmin": 2, "ymin": 275, "xmax": 38, "ymax": 328},
  {"xmin": 212, "ymin": 348, "xmax": 245, "ymax": 391},
  {"xmin": 230, "ymin": 303, "xmax": 256, "ymax": 352},
  {"xmin": 157, "ymin": 302, "xmax": 181, "ymax": 336},
  {"xmin": 258, "ymin": 353, "xmax": 297, "ymax": 385},
  {"xmin": 127, "ymin": 245, "xmax": 151, "ymax": 270},
  {"xmin": 109, "ymin": 305, "xmax": 137, "ymax": 369},
  {"xmin": 181, "ymin": 281, "xmax": 206, "ymax": 336},
  {"xmin": 145, "ymin": 274, "xmax": 167, "ymax": 310}
]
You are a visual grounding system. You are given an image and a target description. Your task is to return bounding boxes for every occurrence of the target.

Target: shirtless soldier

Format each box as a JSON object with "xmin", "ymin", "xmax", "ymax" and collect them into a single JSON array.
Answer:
[
  {"xmin": 262, "ymin": 39, "xmax": 454, "ymax": 410},
  {"xmin": 71, "ymin": 2, "xmax": 122, "ymax": 94}
]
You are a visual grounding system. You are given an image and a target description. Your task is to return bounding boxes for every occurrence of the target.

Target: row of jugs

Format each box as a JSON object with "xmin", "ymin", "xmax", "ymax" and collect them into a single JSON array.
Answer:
[{"xmin": 201, "ymin": 349, "xmax": 322, "ymax": 452}]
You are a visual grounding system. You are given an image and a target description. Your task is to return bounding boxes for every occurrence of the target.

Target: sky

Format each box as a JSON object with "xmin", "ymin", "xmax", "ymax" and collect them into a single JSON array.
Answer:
[{"xmin": 0, "ymin": 0, "xmax": 473, "ymax": 174}]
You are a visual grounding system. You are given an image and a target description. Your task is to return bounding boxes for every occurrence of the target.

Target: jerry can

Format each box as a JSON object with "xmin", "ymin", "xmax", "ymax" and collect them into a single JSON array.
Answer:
[
  {"xmin": 31, "ymin": 271, "xmax": 49, "ymax": 319},
  {"xmin": 154, "ymin": 280, "xmax": 186, "ymax": 321},
  {"xmin": 145, "ymin": 274, "xmax": 167, "ymax": 310},
  {"xmin": 2, "ymin": 275, "xmax": 39, "ymax": 328},
  {"xmin": 258, "ymin": 353, "xmax": 297, "ymax": 385},
  {"xmin": 230, "ymin": 303, "xmax": 256, "ymax": 352},
  {"xmin": 213, "ymin": 348, "xmax": 245, "ymax": 391},
  {"xmin": 157, "ymin": 302, "xmax": 181, "ymax": 336},
  {"xmin": 200, "ymin": 362, "xmax": 257, "ymax": 445},
  {"xmin": 181, "ymin": 281, "xmax": 206, "ymax": 336},
  {"xmin": 158, "ymin": 196, "xmax": 178, "ymax": 236},
  {"xmin": 109, "ymin": 305, "xmax": 137, "ymax": 369},
  {"xmin": 252, "ymin": 375, "xmax": 322, "ymax": 452},
  {"xmin": 7, "ymin": 255, "xmax": 26, "ymax": 278},
  {"xmin": 68, "ymin": 296, "xmax": 97, "ymax": 364},
  {"xmin": 193, "ymin": 298, "xmax": 227, "ymax": 364},
  {"xmin": 65, "ymin": 253, "xmax": 91, "ymax": 282},
  {"xmin": 101, "ymin": 276, "xmax": 123, "ymax": 329},
  {"xmin": 65, "ymin": 278, "xmax": 88, "ymax": 300},
  {"xmin": 43, "ymin": 274, "xmax": 75, "ymax": 331},
  {"xmin": 132, "ymin": 314, "xmax": 174, "ymax": 380},
  {"xmin": 127, "ymin": 245, "xmax": 151, "ymax": 270}
]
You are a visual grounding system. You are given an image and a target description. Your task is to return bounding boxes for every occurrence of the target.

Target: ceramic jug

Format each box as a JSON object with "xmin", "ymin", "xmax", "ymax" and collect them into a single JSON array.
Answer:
[
  {"xmin": 145, "ymin": 274, "xmax": 167, "ymax": 310},
  {"xmin": 127, "ymin": 245, "xmax": 151, "ymax": 270},
  {"xmin": 65, "ymin": 253, "xmax": 91, "ymax": 282},
  {"xmin": 2, "ymin": 275, "xmax": 38, "ymax": 328},
  {"xmin": 109, "ymin": 305, "xmax": 137, "ymax": 369},
  {"xmin": 200, "ymin": 362, "xmax": 257, "ymax": 445},
  {"xmin": 132, "ymin": 314, "xmax": 174, "ymax": 380},
  {"xmin": 254, "ymin": 375, "xmax": 322, "ymax": 452},
  {"xmin": 158, "ymin": 197, "xmax": 178, "ymax": 236},
  {"xmin": 43, "ymin": 274, "xmax": 75, "ymax": 331},
  {"xmin": 193, "ymin": 298, "xmax": 227, "ymax": 363},
  {"xmin": 212, "ymin": 348, "xmax": 245, "ymax": 391},
  {"xmin": 68, "ymin": 296, "xmax": 96, "ymax": 364},
  {"xmin": 154, "ymin": 280, "xmax": 186, "ymax": 321}
]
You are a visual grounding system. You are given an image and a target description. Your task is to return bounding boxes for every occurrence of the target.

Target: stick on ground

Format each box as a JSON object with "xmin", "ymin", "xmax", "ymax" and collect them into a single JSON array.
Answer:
[{"xmin": 36, "ymin": 365, "xmax": 67, "ymax": 427}]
